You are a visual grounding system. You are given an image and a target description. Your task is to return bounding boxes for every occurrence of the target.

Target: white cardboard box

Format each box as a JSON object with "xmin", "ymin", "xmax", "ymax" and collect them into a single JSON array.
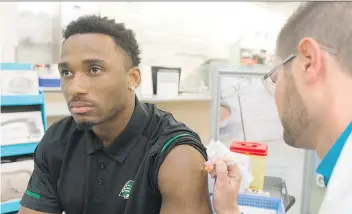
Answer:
[
  {"xmin": 0, "ymin": 111, "xmax": 44, "ymax": 145},
  {"xmin": 156, "ymin": 70, "xmax": 180, "ymax": 98},
  {"xmin": 1, "ymin": 70, "xmax": 39, "ymax": 95},
  {"xmin": 1, "ymin": 160, "xmax": 34, "ymax": 202}
]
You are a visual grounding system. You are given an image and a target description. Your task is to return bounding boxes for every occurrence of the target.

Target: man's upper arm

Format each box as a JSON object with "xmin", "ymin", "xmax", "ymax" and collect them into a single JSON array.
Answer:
[
  {"xmin": 18, "ymin": 206, "xmax": 54, "ymax": 214},
  {"xmin": 158, "ymin": 144, "xmax": 212, "ymax": 214},
  {"xmin": 19, "ymin": 127, "xmax": 63, "ymax": 214}
]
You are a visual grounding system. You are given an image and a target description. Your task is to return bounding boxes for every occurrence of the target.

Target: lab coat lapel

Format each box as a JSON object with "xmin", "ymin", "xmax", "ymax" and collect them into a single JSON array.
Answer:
[{"xmin": 319, "ymin": 135, "xmax": 352, "ymax": 214}]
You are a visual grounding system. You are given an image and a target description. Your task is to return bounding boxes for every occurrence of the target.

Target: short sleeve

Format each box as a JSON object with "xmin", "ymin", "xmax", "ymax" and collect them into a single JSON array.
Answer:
[
  {"xmin": 150, "ymin": 132, "xmax": 208, "ymax": 192},
  {"xmin": 20, "ymin": 134, "xmax": 63, "ymax": 213}
]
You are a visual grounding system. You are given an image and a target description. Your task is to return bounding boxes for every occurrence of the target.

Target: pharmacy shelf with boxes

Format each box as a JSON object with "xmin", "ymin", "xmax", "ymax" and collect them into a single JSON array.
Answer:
[{"xmin": 1, "ymin": 63, "xmax": 47, "ymax": 213}]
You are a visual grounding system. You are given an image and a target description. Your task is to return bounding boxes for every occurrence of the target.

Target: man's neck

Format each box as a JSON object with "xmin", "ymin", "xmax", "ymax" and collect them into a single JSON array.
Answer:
[
  {"xmin": 315, "ymin": 83, "xmax": 352, "ymax": 159},
  {"xmin": 93, "ymin": 97, "xmax": 135, "ymax": 147}
]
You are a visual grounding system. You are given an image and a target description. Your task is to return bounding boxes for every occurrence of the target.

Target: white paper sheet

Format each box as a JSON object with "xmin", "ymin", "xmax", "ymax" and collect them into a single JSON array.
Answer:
[{"xmin": 239, "ymin": 206, "xmax": 277, "ymax": 214}]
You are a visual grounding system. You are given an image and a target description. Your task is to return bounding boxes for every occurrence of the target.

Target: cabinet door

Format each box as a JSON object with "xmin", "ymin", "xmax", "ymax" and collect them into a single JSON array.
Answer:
[{"xmin": 16, "ymin": 3, "xmax": 59, "ymax": 64}]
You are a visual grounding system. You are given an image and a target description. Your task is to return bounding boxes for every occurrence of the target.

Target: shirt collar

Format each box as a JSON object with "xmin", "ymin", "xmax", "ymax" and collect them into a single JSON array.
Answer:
[
  {"xmin": 316, "ymin": 122, "xmax": 352, "ymax": 187},
  {"xmin": 85, "ymin": 96, "xmax": 150, "ymax": 162}
]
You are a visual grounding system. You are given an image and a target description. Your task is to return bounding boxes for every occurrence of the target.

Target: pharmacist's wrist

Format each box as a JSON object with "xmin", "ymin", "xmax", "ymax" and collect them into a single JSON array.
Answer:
[
  {"xmin": 217, "ymin": 207, "xmax": 240, "ymax": 214},
  {"xmin": 218, "ymin": 211, "xmax": 240, "ymax": 214}
]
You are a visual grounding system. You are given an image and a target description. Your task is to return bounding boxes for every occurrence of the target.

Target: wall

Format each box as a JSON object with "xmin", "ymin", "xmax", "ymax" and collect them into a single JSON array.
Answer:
[
  {"xmin": 252, "ymin": 2, "xmax": 301, "ymax": 17},
  {"xmin": 99, "ymin": 2, "xmax": 287, "ymax": 80},
  {"xmin": 16, "ymin": 3, "xmax": 54, "ymax": 64},
  {"xmin": 0, "ymin": 3, "xmax": 18, "ymax": 62},
  {"xmin": 1, "ymin": 2, "xmax": 287, "ymax": 64},
  {"xmin": 0, "ymin": 3, "xmax": 98, "ymax": 64},
  {"xmin": 1, "ymin": 2, "xmax": 287, "ymax": 80}
]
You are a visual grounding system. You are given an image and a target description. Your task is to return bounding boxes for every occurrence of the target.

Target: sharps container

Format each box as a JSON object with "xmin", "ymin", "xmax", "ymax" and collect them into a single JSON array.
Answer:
[{"xmin": 230, "ymin": 141, "xmax": 268, "ymax": 190}]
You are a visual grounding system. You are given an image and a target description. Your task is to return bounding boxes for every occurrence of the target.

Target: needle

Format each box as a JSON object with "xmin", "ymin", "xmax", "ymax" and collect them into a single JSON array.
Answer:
[{"xmin": 204, "ymin": 161, "xmax": 237, "ymax": 173}]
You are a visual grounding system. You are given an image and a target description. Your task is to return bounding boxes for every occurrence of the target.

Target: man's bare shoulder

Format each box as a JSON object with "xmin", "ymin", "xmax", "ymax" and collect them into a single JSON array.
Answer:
[
  {"xmin": 159, "ymin": 144, "xmax": 206, "ymax": 176},
  {"xmin": 158, "ymin": 144, "xmax": 212, "ymax": 214}
]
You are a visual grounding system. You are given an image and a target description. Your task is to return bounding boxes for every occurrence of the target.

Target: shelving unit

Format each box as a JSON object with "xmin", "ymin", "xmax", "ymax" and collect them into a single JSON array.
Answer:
[
  {"xmin": 1, "ymin": 88, "xmax": 47, "ymax": 159},
  {"xmin": 1, "ymin": 200, "xmax": 21, "ymax": 214},
  {"xmin": 1, "ymin": 142, "xmax": 41, "ymax": 157},
  {"xmin": 1, "ymin": 63, "xmax": 47, "ymax": 213}
]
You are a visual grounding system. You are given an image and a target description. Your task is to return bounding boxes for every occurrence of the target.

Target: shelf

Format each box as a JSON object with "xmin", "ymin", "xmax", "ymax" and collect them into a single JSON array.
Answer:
[
  {"xmin": 1, "ymin": 199, "xmax": 20, "ymax": 214},
  {"xmin": 0, "ymin": 63, "xmax": 32, "ymax": 71},
  {"xmin": 0, "ymin": 63, "xmax": 46, "ymax": 214},
  {"xmin": 39, "ymin": 87, "xmax": 61, "ymax": 92},
  {"xmin": 1, "ymin": 92, "xmax": 45, "ymax": 107},
  {"xmin": 1, "ymin": 143, "xmax": 39, "ymax": 157}
]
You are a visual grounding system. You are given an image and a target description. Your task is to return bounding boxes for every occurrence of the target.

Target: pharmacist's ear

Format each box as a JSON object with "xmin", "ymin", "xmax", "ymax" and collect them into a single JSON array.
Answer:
[{"xmin": 127, "ymin": 67, "xmax": 141, "ymax": 90}]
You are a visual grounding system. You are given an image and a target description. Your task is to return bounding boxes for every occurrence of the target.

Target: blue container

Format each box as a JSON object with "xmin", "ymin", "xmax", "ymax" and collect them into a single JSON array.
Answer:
[
  {"xmin": 39, "ymin": 78, "xmax": 61, "ymax": 87},
  {"xmin": 238, "ymin": 194, "xmax": 284, "ymax": 213},
  {"xmin": 210, "ymin": 193, "xmax": 285, "ymax": 214}
]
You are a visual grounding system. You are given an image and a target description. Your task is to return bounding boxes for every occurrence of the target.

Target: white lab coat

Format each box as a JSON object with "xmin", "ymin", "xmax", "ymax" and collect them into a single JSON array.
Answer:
[{"xmin": 319, "ymin": 134, "xmax": 352, "ymax": 214}]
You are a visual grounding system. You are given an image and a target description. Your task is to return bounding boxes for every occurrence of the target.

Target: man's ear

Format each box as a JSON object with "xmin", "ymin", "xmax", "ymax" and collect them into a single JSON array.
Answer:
[
  {"xmin": 127, "ymin": 67, "xmax": 141, "ymax": 90},
  {"xmin": 297, "ymin": 37, "xmax": 324, "ymax": 85}
]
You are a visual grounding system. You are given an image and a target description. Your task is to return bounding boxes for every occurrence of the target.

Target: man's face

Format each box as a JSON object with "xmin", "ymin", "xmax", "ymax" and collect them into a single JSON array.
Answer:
[
  {"xmin": 59, "ymin": 33, "xmax": 130, "ymax": 128},
  {"xmin": 274, "ymin": 62, "xmax": 310, "ymax": 148},
  {"xmin": 274, "ymin": 39, "xmax": 332, "ymax": 149}
]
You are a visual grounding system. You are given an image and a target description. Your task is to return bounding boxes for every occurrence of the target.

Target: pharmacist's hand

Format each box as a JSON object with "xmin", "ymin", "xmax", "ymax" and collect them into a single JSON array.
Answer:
[{"xmin": 207, "ymin": 157, "xmax": 241, "ymax": 214}]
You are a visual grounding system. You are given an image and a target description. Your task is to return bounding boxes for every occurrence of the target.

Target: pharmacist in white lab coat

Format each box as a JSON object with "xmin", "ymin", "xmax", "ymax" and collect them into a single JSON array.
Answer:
[{"xmin": 210, "ymin": 2, "xmax": 352, "ymax": 214}]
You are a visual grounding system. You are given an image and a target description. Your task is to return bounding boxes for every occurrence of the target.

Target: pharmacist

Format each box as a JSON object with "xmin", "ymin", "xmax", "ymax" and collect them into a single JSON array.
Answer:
[{"xmin": 209, "ymin": 2, "xmax": 352, "ymax": 214}]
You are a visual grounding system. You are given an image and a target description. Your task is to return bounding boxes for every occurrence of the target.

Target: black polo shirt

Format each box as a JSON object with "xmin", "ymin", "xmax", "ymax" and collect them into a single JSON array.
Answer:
[{"xmin": 20, "ymin": 98, "xmax": 207, "ymax": 214}]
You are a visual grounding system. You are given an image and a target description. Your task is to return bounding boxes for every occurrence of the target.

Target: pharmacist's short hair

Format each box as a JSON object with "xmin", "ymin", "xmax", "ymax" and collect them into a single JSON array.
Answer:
[{"xmin": 276, "ymin": 2, "xmax": 352, "ymax": 75}]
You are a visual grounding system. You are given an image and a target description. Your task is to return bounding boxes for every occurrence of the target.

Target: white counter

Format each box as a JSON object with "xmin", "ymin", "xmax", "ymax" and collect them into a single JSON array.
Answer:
[
  {"xmin": 141, "ymin": 93, "xmax": 210, "ymax": 102},
  {"xmin": 45, "ymin": 92, "xmax": 211, "ymax": 117}
]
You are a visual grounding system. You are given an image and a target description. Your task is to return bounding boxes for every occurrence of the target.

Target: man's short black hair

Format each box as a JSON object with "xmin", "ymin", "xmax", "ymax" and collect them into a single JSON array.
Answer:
[{"xmin": 63, "ymin": 15, "xmax": 141, "ymax": 68}]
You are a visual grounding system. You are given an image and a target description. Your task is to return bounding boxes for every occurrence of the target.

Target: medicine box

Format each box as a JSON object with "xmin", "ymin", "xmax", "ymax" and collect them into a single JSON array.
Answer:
[
  {"xmin": 35, "ymin": 64, "xmax": 61, "ymax": 88},
  {"xmin": 1, "ymin": 160, "xmax": 34, "ymax": 203},
  {"xmin": 1, "ymin": 63, "xmax": 39, "ymax": 96},
  {"xmin": 0, "ymin": 111, "xmax": 45, "ymax": 146}
]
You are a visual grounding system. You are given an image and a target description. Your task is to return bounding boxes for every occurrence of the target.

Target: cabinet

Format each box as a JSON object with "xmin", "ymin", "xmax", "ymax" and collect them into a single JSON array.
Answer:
[{"xmin": 1, "ymin": 63, "xmax": 47, "ymax": 213}]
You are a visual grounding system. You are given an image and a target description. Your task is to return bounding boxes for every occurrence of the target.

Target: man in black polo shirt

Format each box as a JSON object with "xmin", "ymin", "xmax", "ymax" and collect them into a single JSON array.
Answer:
[{"xmin": 19, "ymin": 15, "xmax": 212, "ymax": 214}]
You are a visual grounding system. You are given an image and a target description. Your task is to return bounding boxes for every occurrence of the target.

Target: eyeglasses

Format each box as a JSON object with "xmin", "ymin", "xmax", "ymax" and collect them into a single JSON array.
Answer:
[
  {"xmin": 262, "ymin": 53, "xmax": 297, "ymax": 96},
  {"xmin": 262, "ymin": 45, "xmax": 337, "ymax": 96}
]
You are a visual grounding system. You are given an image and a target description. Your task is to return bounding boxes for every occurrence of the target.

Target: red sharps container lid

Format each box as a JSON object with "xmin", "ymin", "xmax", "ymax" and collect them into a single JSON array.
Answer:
[{"xmin": 230, "ymin": 141, "xmax": 268, "ymax": 156}]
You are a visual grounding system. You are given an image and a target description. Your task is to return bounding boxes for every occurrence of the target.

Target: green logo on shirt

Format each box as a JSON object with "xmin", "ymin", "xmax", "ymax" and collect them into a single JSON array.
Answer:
[{"xmin": 119, "ymin": 180, "xmax": 134, "ymax": 199}]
